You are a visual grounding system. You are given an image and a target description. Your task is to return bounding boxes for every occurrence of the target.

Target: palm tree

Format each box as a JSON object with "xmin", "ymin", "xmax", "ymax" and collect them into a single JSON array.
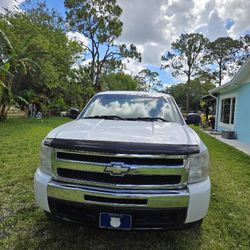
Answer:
[{"xmin": 0, "ymin": 29, "xmax": 42, "ymax": 120}]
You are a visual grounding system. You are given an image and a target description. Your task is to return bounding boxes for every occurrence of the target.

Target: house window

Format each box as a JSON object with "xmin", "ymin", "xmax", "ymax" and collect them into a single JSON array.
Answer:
[{"xmin": 220, "ymin": 97, "xmax": 236, "ymax": 125}]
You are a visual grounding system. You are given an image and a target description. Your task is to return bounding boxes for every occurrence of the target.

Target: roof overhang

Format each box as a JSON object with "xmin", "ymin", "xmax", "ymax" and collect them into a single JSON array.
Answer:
[{"xmin": 201, "ymin": 94, "xmax": 217, "ymax": 101}]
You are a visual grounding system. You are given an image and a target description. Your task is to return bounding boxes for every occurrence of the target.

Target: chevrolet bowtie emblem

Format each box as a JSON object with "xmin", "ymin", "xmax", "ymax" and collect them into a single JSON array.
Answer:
[{"xmin": 104, "ymin": 163, "xmax": 130, "ymax": 176}]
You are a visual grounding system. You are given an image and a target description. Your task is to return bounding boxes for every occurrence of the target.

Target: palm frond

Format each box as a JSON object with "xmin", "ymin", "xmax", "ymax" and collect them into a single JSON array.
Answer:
[
  {"xmin": 0, "ymin": 29, "xmax": 13, "ymax": 51},
  {"xmin": 25, "ymin": 50, "xmax": 49, "ymax": 58},
  {"xmin": 0, "ymin": 64, "xmax": 14, "ymax": 78},
  {"xmin": 19, "ymin": 60, "xmax": 27, "ymax": 75},
  {"xmin": 0, "ymin": 79, "xmax": 8, "ymax": 89},
  {"xmin": 4, "ymin": 54, "xmax": 18, "ymax": 64},
  {"xmin": 21, "ymin": 58, "xmax": 41, "ymax": 70},
  {"xmin": 17, "ymin": 96, "xmax": 28, "ymax": 105}
]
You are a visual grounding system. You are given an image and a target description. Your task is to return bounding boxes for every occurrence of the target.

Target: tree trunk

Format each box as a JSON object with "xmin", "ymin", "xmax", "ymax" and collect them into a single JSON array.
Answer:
[
  {"xmin": 94, "ymin": 76, "xmax": 102, "ymax": 92},
  {"xmin": 0, "ymin": 104, "xmax": 8, "ymax": 121},
  {"xmin": 186, "ymin": 73, "xmax": 191, "ymax": 114},
  {"xmin": 94, "ymin": 65, "xmax": 102, "ymax": 92},
  {"xmin": 218, "ymin": 61, "xmax": 222, "ymax": 86}
]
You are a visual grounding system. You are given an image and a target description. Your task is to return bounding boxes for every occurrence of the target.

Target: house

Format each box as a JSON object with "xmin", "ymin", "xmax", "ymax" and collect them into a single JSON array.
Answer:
[{"xmin": 209, "ymin": 58, "xmax": 250, "ymax": 144}]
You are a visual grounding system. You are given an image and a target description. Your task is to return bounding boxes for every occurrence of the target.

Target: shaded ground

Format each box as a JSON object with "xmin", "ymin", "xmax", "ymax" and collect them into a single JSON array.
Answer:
[{"xmin": 0, "ymin": 118, "xmax": 250, "ymax": 249}]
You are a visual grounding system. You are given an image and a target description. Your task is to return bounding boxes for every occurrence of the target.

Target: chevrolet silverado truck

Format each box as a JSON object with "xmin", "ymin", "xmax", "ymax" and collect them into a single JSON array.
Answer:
[{"xmin": 34, "ymin": 91, "xmax": 210, "ymax": 230}]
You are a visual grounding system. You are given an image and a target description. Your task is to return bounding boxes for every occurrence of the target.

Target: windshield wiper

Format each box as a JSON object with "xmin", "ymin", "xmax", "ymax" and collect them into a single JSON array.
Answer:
[
  {"xmin": 128, "ymin": 117, "xmax": 169, "ymax": 122},
  {"xmin": 84, "ymin": 116, "xmax": 169, "ymax": 122},
  {"xmin": 83, "ymin": 115, "xmax": 125, "ymax": 120}
]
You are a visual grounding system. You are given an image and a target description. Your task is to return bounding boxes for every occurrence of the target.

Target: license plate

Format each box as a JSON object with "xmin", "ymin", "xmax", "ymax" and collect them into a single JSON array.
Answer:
[{"xmin": 99, "ymin": 213, "xmax": 132, "ymax": 230}]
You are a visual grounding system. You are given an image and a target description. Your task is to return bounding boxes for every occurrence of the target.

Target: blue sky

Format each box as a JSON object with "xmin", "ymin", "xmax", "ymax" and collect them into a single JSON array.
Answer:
[{"xmin": 3, "ymin": 0, "xmax": 249, "ymax": 85}]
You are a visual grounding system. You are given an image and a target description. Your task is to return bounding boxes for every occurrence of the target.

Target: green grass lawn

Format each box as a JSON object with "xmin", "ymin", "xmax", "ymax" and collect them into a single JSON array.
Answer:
[{"xmin": 0, "ymin": 118, "xmax": 250, "ymax": 250}]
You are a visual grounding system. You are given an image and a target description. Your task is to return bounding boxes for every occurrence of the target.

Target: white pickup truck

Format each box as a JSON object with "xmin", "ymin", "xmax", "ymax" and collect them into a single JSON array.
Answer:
[{"xmin": 34, "ymin": 91, "xmax": 210, "ymax": 230}]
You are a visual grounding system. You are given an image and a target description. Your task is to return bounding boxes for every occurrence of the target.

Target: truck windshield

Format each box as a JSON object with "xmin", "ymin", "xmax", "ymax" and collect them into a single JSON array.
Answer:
[{"xmin": 80, "ymin": 94, "xmax": 183, "ymax": 124}]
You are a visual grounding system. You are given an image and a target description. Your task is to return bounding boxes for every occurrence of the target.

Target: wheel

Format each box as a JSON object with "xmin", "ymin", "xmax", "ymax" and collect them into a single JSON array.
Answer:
[{"xmin": 44, "ymin": 210, "xmax": 59, "ymax": 221}]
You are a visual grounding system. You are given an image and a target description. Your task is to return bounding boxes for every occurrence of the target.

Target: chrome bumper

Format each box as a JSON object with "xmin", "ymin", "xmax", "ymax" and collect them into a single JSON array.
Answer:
[
  {"xmin": 35, "ymin": 169, "xmax": 210, "ymax": 228},
  {"xmin": 47, "ymin": 180, "xmax": 189, "ymax": 208}
]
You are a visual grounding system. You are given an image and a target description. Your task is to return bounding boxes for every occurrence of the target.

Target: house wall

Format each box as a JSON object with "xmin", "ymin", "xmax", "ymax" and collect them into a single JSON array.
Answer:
[
  {"xmin": 216, "ymin": 82, "xmax": 250, "ymax": 144},
  {"xmin": 234, "ymin": 82, "xmax": 250, "ymax": 144}
]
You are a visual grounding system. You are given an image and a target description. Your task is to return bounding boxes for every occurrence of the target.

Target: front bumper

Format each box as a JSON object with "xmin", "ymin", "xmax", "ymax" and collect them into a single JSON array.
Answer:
[{"xmin": 34, "ymin": 169, "xmax": 211, "ymax": 229}]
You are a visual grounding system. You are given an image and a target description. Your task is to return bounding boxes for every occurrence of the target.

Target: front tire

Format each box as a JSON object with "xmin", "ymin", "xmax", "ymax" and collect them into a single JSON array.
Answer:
[
  {"xmin": 190, "ymin": 219, "xmax": 203, "ymax": 228},
  {"xmin": 44, "ymin": 210, "xmax": 58, "ymax": 221}
]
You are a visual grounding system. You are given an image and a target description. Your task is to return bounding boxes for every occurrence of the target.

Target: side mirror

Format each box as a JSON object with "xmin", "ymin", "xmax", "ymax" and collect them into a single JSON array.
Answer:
[
  {"xmin": 185, "ymin": 113, "xmax": 201, "ymax": 125},
  {"xmin": 66, "ymin": 108, "xmax": 80, "ymax": 119},
  {"xmin": 67, "ymin": 112, "xmax": 79, "ymax": 119},
  {"xmin": 185, "ymin": 118, "xmax": 192, "ymax": 125}
]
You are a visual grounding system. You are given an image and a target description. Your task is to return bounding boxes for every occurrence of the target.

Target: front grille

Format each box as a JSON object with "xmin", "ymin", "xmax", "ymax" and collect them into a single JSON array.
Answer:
[
  {"xmin": 57, "ymin": 152, "xmax": 183, "ymax": 166},
  {"xmin": 48, "ymin": 198, "xmax": 187, "ymax": 229},
  {"xmin": 53, "ymin": 149, "xmax": 188, "ymax": 189},
  {"xmin": 57, "ymin": 168, "xmax": 181, "ymax": 185}
]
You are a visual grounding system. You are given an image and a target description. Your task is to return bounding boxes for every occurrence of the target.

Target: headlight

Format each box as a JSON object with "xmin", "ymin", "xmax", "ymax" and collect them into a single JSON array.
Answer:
[
  {"xmin": 188, "ymin": 150, "xmax": 209, "ymax": 183},
  {"xmin": 39, "ymin": 142, "xmax": 52, "ymax": 175}
]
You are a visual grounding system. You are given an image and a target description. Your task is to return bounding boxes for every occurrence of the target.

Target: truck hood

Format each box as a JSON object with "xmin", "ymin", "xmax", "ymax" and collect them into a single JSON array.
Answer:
[{"xmin": 46, "ymin": 119, "xmax": 198, "ymax": 146}]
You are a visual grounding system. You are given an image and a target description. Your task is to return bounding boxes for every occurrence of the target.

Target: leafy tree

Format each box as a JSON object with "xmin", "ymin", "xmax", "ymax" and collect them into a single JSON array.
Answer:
[
  {"xmin": 101, "ymin": 72, "xmax": 138, "ymax": 91},
  {"xmin": 135, "ymin": 69, "xmax": 162, "ymax": 91},
  {"xmin": 161, "ymin": 33, "xmax": 209, "ymax": 112},
  {"xmin": 239, "ymin": 34, "xmax": 250, "ymax": 62},
  {"xmin": 65, "ymin": 66, "xmax": 95, "ymax": 109},
  {"xmin": 189, "ymin": 78, "xmax": 216, "ymax": 111},
  {"xmin": 65, "ymin": 0, "xmax": 141, "ymax": 92},
  {"xmin": 0, "ymin": 28, "xmax": 42, "ymax": 120},
  {"xmin": 0, "ymin": 3, "xmax": 83, "ymax": 118},
  {"xmin": 164, "ymin": 83, "xmax": 187, "ymax": 110},
  {"xmin": 164, "ymin": 78, "xmax": 215, "ymax": 111},
  {"xmin": 205, "ymin": 37, "xmax": 242, "ymax": 86}
]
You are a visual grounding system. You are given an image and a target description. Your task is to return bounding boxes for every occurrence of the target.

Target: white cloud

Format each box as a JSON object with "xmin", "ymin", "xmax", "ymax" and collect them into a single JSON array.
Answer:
[
  {"xmin": 117, "ymin": 0, "xmax": 167, "ymax": 45},
  {"xmin": 140, "ymin": 43, "xmax": 165, "ymax": 65},
  {"xmin": 221, "ymin": 75, "xmax": 231, "ymax": 85},
  {"xmin": 122, "ymin": 58, "xmax": 145, "ymax": 76},
  {"xmin": 117, "ymin": 0, "xmax": 250, "ymax": 70},
  {"xmin": 196, "ymin": 10, "xmax": 228, "ymax": 41},
  {"xmin": 216, "ymin": 0, "xmax": 250, "ymax": 37},
  {"xmin": 118, "ymin": 0, "xmax": 170, "ymax": 66},
  {"xmin": 0, "ymin": 0, "xmax": 25, "ymax": 13},
  {"xmin": 66, "ymin": 31, "xmax": 89, "ymax": 47}
]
